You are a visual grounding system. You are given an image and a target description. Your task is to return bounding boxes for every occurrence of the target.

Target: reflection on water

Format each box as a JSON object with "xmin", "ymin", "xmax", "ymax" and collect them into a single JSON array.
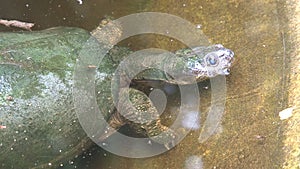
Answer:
[
  {"xmin": 185, "ymin": 155, "xmax": 203, "ymax": 169},
  {"xmin": 181, "ymin": 111, "xmax": 200, "ymax": 130},
  {"xmin": 0, "ymin": 0, "xmax": 294, "ymax": 168}
]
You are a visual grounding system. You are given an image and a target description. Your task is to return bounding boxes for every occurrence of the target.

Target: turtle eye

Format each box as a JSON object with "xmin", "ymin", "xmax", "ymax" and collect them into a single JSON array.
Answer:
[
  {"xmin": 206, "ymin": 53, "xmax": 219, "ymax": 66},
  {"xmin": 208, "ymin": 57, "xmax": 217, "ymax": 65}
]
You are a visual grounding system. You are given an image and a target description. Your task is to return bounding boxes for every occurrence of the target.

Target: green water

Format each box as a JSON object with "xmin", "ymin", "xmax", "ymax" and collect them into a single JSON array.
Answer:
[{"xmin": 0, "ymin": 0, "xmax": 291, "ymax": 169}]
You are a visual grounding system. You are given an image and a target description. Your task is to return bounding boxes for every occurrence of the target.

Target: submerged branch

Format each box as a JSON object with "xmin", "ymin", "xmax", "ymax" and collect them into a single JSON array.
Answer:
[{"xmin": 0, "ymin": 19, "xmax": 34, "ymax": 31}]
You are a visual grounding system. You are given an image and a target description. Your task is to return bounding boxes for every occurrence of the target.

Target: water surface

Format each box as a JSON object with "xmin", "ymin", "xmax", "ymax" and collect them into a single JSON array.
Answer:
[{"xmin": 0, "ymin": 0, "xmax": 293, "ymax": 169}]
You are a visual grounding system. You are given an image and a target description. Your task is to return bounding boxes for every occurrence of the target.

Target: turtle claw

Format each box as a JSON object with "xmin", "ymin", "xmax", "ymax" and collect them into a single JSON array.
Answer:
[
  {"xmin": 149, "ymin": 128, "xmax": 177, "ymax": 150},
  {"xmin": 163, "ymin": 130, "xmax": 177, "ymax": 150},
  {"xmin": 164, "ymin": 139, "xmax": 176, "ymax": 150}
]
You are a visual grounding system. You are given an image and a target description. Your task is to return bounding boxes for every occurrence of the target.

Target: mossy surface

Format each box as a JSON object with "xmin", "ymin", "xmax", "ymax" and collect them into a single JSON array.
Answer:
[{"xmin": 0, "ymin": 27, "xmax": 94, "ymax": 169}]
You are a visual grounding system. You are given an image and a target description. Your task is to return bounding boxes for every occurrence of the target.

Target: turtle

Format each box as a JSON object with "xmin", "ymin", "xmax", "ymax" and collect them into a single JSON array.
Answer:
[
  {"xmin": 0, "ymin": 21, "xmax": 234, "ymax": 168},
  {"xmin": 95, "ymin": 44, "xmax": 234, "ymax": 149},
  {"xmin": 73, "ymin": 20, "xmax": 234, "ymax": 150}
]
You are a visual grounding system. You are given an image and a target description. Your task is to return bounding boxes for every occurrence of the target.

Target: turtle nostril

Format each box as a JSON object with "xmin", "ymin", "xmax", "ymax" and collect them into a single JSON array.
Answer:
[{"xmin": 223, "ymin": 68, "xmax": 230, "ymax": 75}]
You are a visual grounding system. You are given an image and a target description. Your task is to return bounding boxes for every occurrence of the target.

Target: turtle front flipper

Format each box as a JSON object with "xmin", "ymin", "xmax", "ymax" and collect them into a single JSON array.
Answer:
[
  {"xmin": 116, "ymin": 87, "xmax": 177, "ymax": 150},
  {"xmin": 143, "ymin": 119, "xmax": 177, "ymax": 150}
]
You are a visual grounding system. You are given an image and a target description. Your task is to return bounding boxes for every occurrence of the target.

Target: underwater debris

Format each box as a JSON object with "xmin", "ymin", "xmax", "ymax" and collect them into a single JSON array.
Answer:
[{"xmin": 279, "ymin": 107, "xmax": 294, "ymax": 120}]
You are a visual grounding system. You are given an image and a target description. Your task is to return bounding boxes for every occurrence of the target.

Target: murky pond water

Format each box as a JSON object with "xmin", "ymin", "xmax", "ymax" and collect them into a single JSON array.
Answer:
[{"xmin": 0, "ymin": 0, "xmax": 299, "ymax": 169}]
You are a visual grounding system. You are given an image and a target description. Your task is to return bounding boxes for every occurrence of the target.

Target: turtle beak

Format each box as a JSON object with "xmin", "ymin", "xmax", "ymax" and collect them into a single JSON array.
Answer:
[
  {"xmin": 222, "ymin": 50, "xmax": 234, "ymax": 75},
  {"xmin": 226, "ymin": 50, "xmax": 235, "ymax": 64}
]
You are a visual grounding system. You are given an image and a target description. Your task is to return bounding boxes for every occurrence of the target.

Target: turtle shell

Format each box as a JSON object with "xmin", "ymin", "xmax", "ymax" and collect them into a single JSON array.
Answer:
[{"xmin": 0, "ymin": 27, "xmax": 97, "ymax": 169}]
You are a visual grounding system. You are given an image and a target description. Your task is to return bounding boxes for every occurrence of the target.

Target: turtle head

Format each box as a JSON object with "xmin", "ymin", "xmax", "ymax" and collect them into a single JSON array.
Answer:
[{"xmin": 184, "ymin": 44, "xmax": 234, "ymax": 81}]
